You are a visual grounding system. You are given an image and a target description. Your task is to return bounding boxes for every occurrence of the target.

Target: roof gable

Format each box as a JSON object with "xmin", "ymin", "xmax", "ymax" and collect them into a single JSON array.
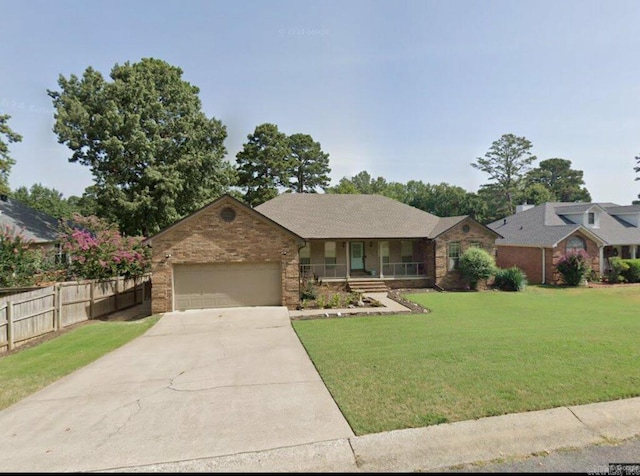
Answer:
[{"xmin": 143, "ymin": 194, "xmax": 304, "ymax": 245}]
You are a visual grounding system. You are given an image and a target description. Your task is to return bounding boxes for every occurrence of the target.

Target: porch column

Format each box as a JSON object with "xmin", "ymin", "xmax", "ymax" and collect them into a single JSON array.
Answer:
[
  {"xmin": 599, "ymin": 246, "xmax": 605, "ymax": 276},
  {"xmin": 345, "ymin": 241, "xmax": 350, "ymax": 279},
  {"xmin": 632, "ymin": 245, "xmax": 638, "ymax": 259},
  {"xmin": 379, "ymin": 241, "xmax": 384, "ymax": 278}
]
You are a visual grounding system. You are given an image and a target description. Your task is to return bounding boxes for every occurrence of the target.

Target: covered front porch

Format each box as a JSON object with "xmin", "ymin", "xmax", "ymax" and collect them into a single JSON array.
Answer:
[{"xmin": 299, "ymin": 238, "xmax": 432, "ymax": 282}]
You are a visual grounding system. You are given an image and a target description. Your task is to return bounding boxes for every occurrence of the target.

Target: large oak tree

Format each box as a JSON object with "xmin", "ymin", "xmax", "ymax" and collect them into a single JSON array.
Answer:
[{"xmin": 48, "ymin": 58, "xmax": 234, "ymax": 236}]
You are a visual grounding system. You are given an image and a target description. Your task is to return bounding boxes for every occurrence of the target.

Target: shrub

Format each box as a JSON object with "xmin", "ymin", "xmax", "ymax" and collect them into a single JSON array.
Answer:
[
  {"xmin": 556, "ymin": 250, "xmax": 591, "ymax": 286},
  {"xmin": 0, "ymin": 226, "xmax": 45, "ymax": 287},
  {"xmin": 607, "ymin": 257, "xmax": 628, "ymax": 283},
  {"xmin": 621, "ymin": 259, "xmax": 640, "ymax": 283},
  {"xmin": 493, "ymin": 266, "xmax": 528, "ymax": 292},
  {"xmin": 300, "ymin": 279, "xmax": 317, "ymax": 300},
  {"xmin": 459, "ymin": 247, "xmax": 497, "ymax": 290}
]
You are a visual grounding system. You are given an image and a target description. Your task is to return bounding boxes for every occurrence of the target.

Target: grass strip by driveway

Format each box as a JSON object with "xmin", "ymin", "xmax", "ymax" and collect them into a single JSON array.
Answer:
[
  {"xmin": 292, "ymin": 285, "xmax": 640, "ymax": 436},
  {"xmin": 0, "ymin": 315, "xmax": 160, "ymax": 411}
]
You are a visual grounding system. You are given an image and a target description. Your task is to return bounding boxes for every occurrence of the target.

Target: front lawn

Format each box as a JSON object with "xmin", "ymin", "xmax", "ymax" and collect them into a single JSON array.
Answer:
[{"xmin": 292, "ymin": 285, "xmax": 640, "ymax": 435}]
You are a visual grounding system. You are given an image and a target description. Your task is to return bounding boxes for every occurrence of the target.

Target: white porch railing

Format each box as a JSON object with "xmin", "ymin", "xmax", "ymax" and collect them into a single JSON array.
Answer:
[
  {"xmin": 381, "ymin": 262, "xmax": 426, "ymax": 277},
  {"xmin": 300, "ymin": 264, "xmax": 348, "ymax": 279},
  {"xmin": 300, "ymin": 262, "xmax": 426, "ymax": 279}
]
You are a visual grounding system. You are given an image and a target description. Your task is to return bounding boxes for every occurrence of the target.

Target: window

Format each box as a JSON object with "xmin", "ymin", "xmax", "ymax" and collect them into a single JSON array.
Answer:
[
  {"xmin": 401, "ymin": 240, "xmax": 413, "ymax": 263},
  {"xmin": 448, "ymin": 242, "xmax": 461, "ymax": 270},
  {"xmin": 300, "ymin": 244, "xmax": 311, "ymax": 265},
  {"xmin": 324, "ymin": 241, "xmax": 336, "ymax": 267},
  {"xmin": 380, "ymin": 241, "xmax": 389, "ymax": 264},
  {"xmin": 587, "ymin": 212, "xmax": 595, "ymax": 225},
  {"xmin": 566, "ymin": 236, "xmax": 586, "ymax": 253},
  {"xmin": 469, "ymin": 241, "xmax": 483, "ymax": 249}
]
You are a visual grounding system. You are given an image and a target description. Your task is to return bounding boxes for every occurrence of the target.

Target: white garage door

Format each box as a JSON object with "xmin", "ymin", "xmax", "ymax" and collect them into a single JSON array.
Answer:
[{"xmin": 173, "ymin": 263, "xmax": 282, "ymax": 310}]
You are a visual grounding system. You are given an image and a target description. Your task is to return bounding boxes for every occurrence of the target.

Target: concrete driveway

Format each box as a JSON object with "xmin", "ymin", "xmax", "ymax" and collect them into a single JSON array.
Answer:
[{"xmin": 0, "ymin": 307, "xmax": 354, "ymax": 472}]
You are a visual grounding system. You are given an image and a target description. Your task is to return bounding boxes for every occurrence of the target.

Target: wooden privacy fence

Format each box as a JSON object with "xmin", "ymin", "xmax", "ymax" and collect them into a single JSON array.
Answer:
[{"xmin": 0, "ymin": 275, "xmax": 151, "ymax": 352}]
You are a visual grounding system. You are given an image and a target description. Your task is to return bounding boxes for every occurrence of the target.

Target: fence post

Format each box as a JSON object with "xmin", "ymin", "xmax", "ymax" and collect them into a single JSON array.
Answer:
[
  {"xmin": 55, "ymin": 284, "xmax": 62, "ymax": 331},
  {"xmin": 89, "ymin": 281, "xmax": 95, "ymax": 319},
  {"xmin": 114, "ymin": 277, "xmax": 120, "ymax": 311},
  {"xmin": 7, "ymin": 301, "xmax": 14, "ymax": 351}
]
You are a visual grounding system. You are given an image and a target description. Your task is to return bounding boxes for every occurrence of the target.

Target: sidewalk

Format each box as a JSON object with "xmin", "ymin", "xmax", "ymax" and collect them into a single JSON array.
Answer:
[{"xmin": 115, "ymin": 396, "xmax": 640, "ymax": 472}]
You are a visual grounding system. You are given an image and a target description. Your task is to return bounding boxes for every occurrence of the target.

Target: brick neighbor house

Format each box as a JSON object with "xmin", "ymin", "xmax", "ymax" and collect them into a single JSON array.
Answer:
[
  {"xmin": 145, "ymin": 193, "xmax": 501, "ymax": 313},
  {"xmin": 487, "ymin": 202, "xmax": 640, "ymax": 284}
]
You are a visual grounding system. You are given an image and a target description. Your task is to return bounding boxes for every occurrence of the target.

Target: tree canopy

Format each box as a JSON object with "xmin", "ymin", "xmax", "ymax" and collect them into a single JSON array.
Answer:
[
  {"xmin": 327, "ymin": 171, "xmax": 488, "ymax": 221},
  {"xmin": 524, "ymin": 158, "xmax": 591, "ymax": 202},
  {"xmin": 472, "ymin": 133, "xmax": 537, "ymax": 216},
  {"xmin": 235, "ymin": 123, "xmax": 289, "ymax": 207},
  {"xmin": 0, "ymin": 113, "xmax": 22, "ymax": 196},
  {"xmin": 236, "ymin": 125, "xmax": 332, "ymax": 205},
  {"xmin": 287, "ymin": 133, "xmax": 331, "ymax": 193},
  {"xmin": 12, "ymin": 183, "xmax": 80, "ymax": 218},
  {"xmin": 48, "ymin": 57, "xmax": 234, "ymax": 236}
]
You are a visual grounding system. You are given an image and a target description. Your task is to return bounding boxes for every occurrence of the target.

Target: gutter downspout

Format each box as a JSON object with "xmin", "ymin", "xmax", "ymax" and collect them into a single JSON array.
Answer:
[{"xmin": 541, "ymin": 247, "xmax": 546, "ymax": 284}]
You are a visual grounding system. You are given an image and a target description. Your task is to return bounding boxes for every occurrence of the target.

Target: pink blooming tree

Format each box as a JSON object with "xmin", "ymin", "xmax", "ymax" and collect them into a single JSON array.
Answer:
[
  {"xmin": 58, "ymin": 214, "xmax": 150, "ymax": 280},
  {"xmin": 556, "ymin": 249, "xmax": 591, "ymax": 286}
]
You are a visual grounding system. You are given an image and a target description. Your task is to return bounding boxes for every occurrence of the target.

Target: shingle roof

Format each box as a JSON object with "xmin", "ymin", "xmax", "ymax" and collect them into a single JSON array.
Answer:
[
  {"xmin": 255, "ymin": 193, "xmax": 444, "ymax": 239},
  {"xmin": 0, "ymin": 197, "xmax": 59, "ymax": 243},
  {"xmin": 488, "ymin": 202, "xmax": 640, "ymax": 247},
  {"xmin": 604, "ymin": 204, "xmax": 640, "ymax": 214}
]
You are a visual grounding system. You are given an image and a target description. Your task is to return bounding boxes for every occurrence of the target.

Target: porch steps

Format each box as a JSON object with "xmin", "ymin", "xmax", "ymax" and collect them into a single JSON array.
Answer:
[{"xmin": 347, "ymin": 279, "xmax": 389, "ymax": 294}]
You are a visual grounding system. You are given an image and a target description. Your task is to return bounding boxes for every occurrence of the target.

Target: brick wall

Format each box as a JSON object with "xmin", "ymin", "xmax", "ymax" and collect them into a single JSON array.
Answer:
[
  {"xmin": 434, "ymin": 219, "xmax": 498, "ymax": 289},
  {"xmin": 497, "ymin": 231, "xmax": 601, "ymax": 285},
  {"xmin": 496, "ymin": 246, "xmax": 544, "ymax": 283},
  {"xmin": 149, "ymin": 196, "xmax": 301, "ymax": 313}
]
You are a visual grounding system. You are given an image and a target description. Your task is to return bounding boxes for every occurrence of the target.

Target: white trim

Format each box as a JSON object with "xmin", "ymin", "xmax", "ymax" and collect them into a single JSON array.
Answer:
[{"xmin": 599, "ymin": 246, "xmax": 605, "ymax": 276}]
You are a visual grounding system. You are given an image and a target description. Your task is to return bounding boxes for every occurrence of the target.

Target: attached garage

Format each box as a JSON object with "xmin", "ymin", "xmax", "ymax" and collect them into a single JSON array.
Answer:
[
  {"xmin": 146, "ymin": 195, "xmax": 303, "ymax": 314},
  {"xmin": 173, "ymin": 262, "xmax": 282, "ymax": 310}
]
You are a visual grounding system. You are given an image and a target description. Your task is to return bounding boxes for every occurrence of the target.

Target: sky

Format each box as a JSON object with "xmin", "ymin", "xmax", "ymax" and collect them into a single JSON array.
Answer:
[{"xmin": 1, "ymin": 0, "xmax": 639, "ymax": 204}]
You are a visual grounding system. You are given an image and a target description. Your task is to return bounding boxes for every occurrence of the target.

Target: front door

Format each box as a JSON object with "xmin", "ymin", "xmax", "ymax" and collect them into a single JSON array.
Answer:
[{"xmin": 351, "ymin": 242, "xmax": 364, "ymax": 270}]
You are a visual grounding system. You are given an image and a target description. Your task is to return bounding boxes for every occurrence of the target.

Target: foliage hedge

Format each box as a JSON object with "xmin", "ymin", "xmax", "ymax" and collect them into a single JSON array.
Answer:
[{"xmin": 607, "ymin": 257, "xmax": 640, "ymax": 283}]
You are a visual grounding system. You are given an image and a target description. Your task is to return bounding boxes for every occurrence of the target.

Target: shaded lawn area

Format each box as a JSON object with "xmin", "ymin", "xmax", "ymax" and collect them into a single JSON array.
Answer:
[
  {"xmin": 292, "ymin": 285, "xmax": 640, "ymax": 436},
  {"xmin": 0, "ymin": 315, "xmax": 160, "ymax": 411}
]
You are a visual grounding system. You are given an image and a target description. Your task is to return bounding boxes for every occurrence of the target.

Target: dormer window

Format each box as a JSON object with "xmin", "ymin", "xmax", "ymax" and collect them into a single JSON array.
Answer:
[{"xmin": 588, "ymin": 212, "xmax": 595, "ymax": 225}]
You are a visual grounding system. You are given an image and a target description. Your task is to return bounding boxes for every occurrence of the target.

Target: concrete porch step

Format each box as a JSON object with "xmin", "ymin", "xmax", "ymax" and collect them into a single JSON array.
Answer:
[{"xmin": 347, "ymin": 280, "xmax": 389, "ymax": 293}]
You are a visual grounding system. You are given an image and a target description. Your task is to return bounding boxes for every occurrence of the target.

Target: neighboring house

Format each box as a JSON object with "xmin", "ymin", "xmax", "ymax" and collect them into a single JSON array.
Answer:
[
  {"xmin": 145, "ymin": 193, "xmax": 501, "ymax": 313},
  {"xmin": 488, "ymin": 202, "xmax": 640, "ymax": 284},
  {"xmin": 0, "ymin": 195, "xmax": 60, "ymax": 252}
]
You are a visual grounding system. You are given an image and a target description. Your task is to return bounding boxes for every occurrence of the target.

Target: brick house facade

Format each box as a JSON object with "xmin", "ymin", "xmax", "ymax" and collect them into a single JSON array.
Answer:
[
  {"xmin": 145, "ymin": 194, "xmax": 501, "ymax": 312},
  {"xmin": 434, "ymin": 218, "xmax": 499, "ymax": 289},
  {"xmin": 146, "ymin": 196, "xmax": 303, "ymax": 313}
]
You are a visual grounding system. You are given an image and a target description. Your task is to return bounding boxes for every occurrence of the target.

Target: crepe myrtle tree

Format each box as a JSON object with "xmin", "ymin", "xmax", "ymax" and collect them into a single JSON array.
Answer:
[{"xmin": 58, "ymin": 214, "xmax": 150, "ymax": 281}]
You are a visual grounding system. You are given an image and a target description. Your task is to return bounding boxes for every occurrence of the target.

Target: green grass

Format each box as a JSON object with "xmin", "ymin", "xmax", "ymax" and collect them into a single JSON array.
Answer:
[
  {"xmin": 0, "ymin": 315, "xmax": 160, "ymax": 411},
  {"xmin": 292, "ymin": 285, "xmax": 640, "ymax": 435}
]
